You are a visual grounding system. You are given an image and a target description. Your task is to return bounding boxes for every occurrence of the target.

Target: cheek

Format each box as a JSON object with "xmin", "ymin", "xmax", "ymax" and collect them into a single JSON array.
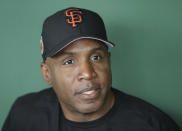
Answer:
[
  {"xmin": 52, "ymin": 67, "xmax": 77, "ymax": 95},
  {"xmin": 54, "ymin": 66, "xmax": 75, "ymax": 82},
  {"xmin": 94, "ymin": 62, "xmax": 112, "ymax": 85}
]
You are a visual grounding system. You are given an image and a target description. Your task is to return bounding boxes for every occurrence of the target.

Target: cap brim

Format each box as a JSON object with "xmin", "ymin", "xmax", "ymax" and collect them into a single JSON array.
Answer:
[{"xmin": 48, "ymin": 36, "xmax": 115, "ymax": 58}]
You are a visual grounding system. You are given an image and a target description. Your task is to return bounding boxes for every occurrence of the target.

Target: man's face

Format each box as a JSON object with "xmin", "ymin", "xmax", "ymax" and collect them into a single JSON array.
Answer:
[{"xmin": 41, "ymin": 38, "xmax": 113, "ymax": 120}]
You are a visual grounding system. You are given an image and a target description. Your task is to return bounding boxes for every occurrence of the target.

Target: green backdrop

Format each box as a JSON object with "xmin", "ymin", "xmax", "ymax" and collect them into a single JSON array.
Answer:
[{"xmin": 0, "ymin": 0, "xmax": 181, "ymax": 129}]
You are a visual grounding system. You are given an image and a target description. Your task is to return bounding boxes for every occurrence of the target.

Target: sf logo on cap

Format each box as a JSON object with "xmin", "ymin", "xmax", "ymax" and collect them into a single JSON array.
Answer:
[{"xmin": 65, "ymin": 9, "xmax": 82, "ymax": 27}]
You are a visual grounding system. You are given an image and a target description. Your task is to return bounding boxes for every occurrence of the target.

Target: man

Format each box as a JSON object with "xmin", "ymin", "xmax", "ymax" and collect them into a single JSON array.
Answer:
[{"xmin": 2, "ymin": 7, "xmax": 180, "ymax": 131}]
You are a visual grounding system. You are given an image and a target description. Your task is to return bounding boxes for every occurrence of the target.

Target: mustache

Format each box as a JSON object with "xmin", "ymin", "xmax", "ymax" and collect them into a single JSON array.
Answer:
[{"xmin": 74, "ymin": 82, "xmax": 100, "ymax": 95}]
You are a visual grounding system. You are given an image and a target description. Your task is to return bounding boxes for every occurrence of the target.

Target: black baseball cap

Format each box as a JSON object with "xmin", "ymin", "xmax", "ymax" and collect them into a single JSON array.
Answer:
[{"xmin": 40, "ymin": 7, "xmax": 114, "ymax": 61}]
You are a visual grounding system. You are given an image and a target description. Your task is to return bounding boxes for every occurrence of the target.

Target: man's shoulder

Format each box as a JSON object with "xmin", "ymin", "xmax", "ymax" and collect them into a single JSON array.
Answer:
[
  {"xmin": 12, "ymin": 88, "xmax": 58, "ymax": 110},
  {"xmin": 112, "ymin": 88, "xmax": 180, "ymax": 130},
  {"xmin": 2, "ymin": 88, "xmax": 60, "ymax": 131},
  {"xmin": 113, "ymin": 87, "xmax": 170, "ymax": 117},
  {"xmin": 113, "ymin": 87, "xmax": 161, "ymax": 110}
]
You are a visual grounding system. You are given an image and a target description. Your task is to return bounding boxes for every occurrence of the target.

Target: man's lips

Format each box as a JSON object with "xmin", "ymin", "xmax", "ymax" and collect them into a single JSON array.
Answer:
[
  {"xmin": 77, "ymin": 86, "xmax": 100, "ymax": 94},
  {"xmin": 76, "ymin": 87, "xmax": 101, "ymax": 100},
  {"xmin": 82, "ymin": 89, "xmax": 97, "ymax": 95}
]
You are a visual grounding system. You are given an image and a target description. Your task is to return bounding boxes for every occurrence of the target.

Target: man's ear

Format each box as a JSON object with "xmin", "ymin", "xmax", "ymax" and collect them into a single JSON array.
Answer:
[{"xmin": 40, "ymin": 62, "xmax": 53, "ymax": 85}]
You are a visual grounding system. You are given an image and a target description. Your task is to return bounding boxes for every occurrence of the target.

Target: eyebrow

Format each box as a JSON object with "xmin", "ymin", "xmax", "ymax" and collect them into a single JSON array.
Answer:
[
  {"xmin": 53, "ymin": 46, "xmax": 108, "ymax": 58},
  {"xmin": 52, "ymin": 51, "xmax": 73, "ymax": 58}
]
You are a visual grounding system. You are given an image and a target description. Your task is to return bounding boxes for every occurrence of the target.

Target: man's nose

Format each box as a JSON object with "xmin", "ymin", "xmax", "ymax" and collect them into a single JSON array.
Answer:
[{"xmin": 78, "ymin": 61, "xmax": 97, "ymax": 81}]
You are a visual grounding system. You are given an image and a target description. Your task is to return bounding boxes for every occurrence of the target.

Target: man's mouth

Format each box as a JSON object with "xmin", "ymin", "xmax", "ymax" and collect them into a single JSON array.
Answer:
[
  {"xmin": 77, "ymin": 88, "xmax": 101, "ymax": 100},
  {"xmin": 82, "ymin": 89, "xmax": 97, "ymax": 95}
]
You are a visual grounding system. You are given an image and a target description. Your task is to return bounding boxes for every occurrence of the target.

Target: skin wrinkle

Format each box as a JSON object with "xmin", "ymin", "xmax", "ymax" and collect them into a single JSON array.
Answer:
[{"xmin": 41, "ymin": 38, "xmax": 115, "ymax": 122}]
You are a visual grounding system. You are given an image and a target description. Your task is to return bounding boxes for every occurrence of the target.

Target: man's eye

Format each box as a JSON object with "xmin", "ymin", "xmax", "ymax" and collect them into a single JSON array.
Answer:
[
  {"xmin": 63, "ymin": 59, "xmax": 74, "ymax": 65},
  {"xmin": 91, "ymin": 55, "xmax": 101, "ymax": 61}
]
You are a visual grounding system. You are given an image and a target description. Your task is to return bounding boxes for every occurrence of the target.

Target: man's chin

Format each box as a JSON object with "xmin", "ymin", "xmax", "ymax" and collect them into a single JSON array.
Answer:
[{"xmin": 76, "ymin": 101, "xmax": 103, "ymax": 114}]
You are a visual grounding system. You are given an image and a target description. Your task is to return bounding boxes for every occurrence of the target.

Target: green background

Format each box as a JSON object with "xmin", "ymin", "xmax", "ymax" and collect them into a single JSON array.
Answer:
[{"xmin": 0, "ymin": 0, "xmax": 181, "ymax": 129}]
